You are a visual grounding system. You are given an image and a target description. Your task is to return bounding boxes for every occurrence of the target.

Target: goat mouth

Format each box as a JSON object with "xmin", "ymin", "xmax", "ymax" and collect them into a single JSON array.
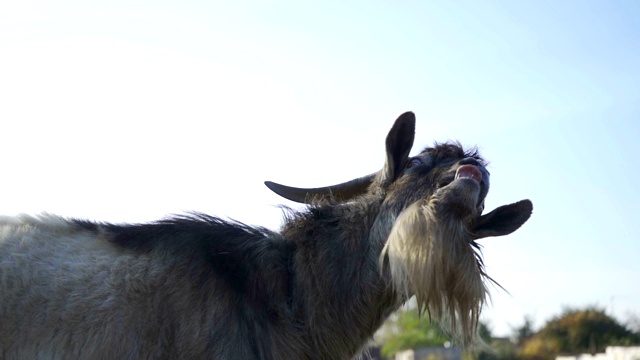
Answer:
[
  {"xmin": 437, "ymin": 165, "xmax": 488, "ymax": 212},
  {"xmin": 455, "ymin": 165, "xmax": 483, "ymax": 184},
  {"xmin": 456, "ymin": 165, "xmax": 489, "ymax": 210}
]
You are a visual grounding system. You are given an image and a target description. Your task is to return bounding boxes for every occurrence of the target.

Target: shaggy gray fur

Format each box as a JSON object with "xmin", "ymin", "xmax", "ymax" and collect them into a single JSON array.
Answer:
[{"xmin": 0, "ymin": 112, "xmax": 532, "ymax": 359}]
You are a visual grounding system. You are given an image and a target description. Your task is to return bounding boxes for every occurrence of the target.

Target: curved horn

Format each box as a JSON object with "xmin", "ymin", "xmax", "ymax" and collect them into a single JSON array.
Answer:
[{"xmin": 264, "ymin": 172, "xmax": 378, "ymax": 204}]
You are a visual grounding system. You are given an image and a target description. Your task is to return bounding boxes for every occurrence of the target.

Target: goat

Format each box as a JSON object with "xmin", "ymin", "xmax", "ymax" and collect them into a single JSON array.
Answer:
[{"xmin": 0, "ymin": 112, "xmax": 532, "ymax": 359}]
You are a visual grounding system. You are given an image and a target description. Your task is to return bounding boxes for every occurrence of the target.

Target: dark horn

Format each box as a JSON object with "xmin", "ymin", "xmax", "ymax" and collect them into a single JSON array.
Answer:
[{"xmin": 264, "ymin": 172, "xmax": 377, "ymax": 204}]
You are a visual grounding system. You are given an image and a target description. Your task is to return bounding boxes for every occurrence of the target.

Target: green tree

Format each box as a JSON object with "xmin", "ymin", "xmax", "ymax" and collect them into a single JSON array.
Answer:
[
  {"xmin": 519, "ymin": 306, "xmax": 640, "ymax": 360},
  {"xmin": 377, "ymin": 310, "xmax": 449, "ymax": 358},
  {"xmin": 473, "ymin": 321, "xmax": 521, "ymax": 360},
  {"xmin": 513, "ymin": 315, "xmax": 535, "ymax": 346}
]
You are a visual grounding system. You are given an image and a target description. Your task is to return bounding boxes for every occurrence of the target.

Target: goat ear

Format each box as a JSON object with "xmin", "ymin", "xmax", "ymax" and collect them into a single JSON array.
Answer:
[
  {"xmin": 472, "ymin": 200, "xmax": 533, "ymax": 239},
  {"xmin": 382, "ymin": 111, "xmax": 415, "ymax": 184}
]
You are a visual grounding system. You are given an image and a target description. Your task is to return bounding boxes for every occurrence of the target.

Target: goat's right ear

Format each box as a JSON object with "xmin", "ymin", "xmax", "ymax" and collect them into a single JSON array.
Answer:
[
  {"xmin": 472, "ymin": 199, "xmax": 533, "ymax": 239},
  {"xmin": 381, "ymin": 111, "xmax": 415, "ymax": 185}
]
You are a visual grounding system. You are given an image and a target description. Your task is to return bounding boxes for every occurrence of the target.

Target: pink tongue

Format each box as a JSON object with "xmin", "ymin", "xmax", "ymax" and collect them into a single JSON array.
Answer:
[{"xmin": 455, "ymin": 165, "xmax": 483, "ymax": 183}]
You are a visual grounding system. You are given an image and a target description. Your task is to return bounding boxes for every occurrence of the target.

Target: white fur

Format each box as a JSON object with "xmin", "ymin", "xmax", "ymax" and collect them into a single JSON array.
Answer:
[{"xmin": 380, "ymin": 197, "xmax": 487, "ymax": 344}]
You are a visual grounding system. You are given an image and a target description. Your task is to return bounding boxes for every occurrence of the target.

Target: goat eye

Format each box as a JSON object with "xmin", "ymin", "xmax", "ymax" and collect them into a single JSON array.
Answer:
[{"xmin": 406, "ymin": 158, "xmax": 423, "ymax": 169}]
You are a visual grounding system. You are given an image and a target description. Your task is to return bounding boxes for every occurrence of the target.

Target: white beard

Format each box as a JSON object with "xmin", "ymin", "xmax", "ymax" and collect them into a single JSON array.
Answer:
[{"xmin": 379, "ymin": 197, "xmax": 487, "ymax": 344}]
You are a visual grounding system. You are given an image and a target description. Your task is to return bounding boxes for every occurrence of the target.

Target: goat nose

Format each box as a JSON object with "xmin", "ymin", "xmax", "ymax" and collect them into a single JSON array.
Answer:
[{"xmin": 458, "ymin": 157, "xmax": 480, "ymax": 167}]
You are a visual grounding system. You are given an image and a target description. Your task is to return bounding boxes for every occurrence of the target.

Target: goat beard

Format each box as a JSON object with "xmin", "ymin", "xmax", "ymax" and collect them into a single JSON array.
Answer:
[{"xmin": 379, "ymin": 197, "xmax": 487, "ymax": 345}]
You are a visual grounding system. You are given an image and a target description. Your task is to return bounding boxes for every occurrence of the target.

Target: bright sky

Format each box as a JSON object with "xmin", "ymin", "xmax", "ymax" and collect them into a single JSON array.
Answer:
[{"xmin": 1, "ymin": 0, "xmax": 638, "ymax": 337}]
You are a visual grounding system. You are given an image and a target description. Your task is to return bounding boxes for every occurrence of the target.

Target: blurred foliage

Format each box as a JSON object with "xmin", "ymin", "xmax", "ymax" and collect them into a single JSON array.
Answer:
[
  {"xmin": 377, "ymin": 306, "xmax": 640, "ymax": 360},
  {"xmin": 513, "ymin": 315, "xmax": 535, "ymax": 346},
  {"xmin": 518, "ymin": 306, "xmax": 639, "ymax": 360},
  {"xmin": 377, "ymin": 309, "xmax": 449, "ymax": 358}
]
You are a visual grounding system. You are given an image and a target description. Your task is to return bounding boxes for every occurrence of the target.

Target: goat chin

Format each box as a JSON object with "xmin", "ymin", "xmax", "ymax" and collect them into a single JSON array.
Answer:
[{"xmin": 380, "ymin": 197, "xmax": 487, "ymax": 344}]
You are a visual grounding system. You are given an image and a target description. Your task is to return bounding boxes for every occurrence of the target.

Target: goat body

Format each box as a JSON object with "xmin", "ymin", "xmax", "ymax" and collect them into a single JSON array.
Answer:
[{"xmin": 0, "ymin": 112, "xmax": 532, "ymax": 359}]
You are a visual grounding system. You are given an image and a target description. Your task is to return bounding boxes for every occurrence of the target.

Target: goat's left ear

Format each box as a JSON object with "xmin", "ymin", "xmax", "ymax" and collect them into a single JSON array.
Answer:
[
  {"xmin": 382, "ymin": 111, "xmax": 415, "ymax": 185},
  {"xmin": 472, "ymin": 199, "xmax": 533, "ymax": 239}
]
